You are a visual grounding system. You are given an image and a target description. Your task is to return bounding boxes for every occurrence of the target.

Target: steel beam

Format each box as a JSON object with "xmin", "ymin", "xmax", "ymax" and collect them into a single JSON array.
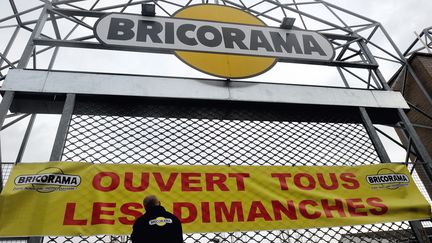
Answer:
[
  {"xmin": 14, "ymin": 118, "xmax": 42, "ymax": 243},
  {"xmin": 374, "ymin": 126, "xmax": 418, "ymax": 157},
  {"xmin": 0, "ymin": 26, "xmax": 20, "ymax": 69},
  {"xmin": 8, "ymin": 0, "xmax": 23, "ymax": 26},
  {"xmin": 0, "ymin": 4, "xmax": 44, "ymax": 24},
  {"xmin": 54, "ymin": 8, "xmax": 106, "ymax": 17},
  {"xmin": 32, "ymin": 38, "xmax": 378, "ymax": 69},
  {"xmin": 50, "ymin": 94, "xmax": 75, "ymax": 161},
  {"xmin": 27, "ymin": 237, "xmax": 43, "ymax": 243},
  {"xmin": 2, "ymin": 69, "xmax": 409, "ymax": 109},
  {"xmin": 391, "ymin": 42, "xmax": 432, "ymax": 108},
  {"xmin": 412, "ymin": 123, "xmax": 432, "ymax": 130},
  {"xmin": 51, "ymin": 7, "xmax": 360, "ymax": 43},
  {"xmin": 0, "ymin": 92, "xmax": 14, "ymax": 132},
  {"xmin": 1, "ymin": 113, "xmax": 30, "ymax": 131},
  {"xmin": 17, "ymin": 5, "xmax": 48, "ymax": 69},
  {"xmin": 410, "ymin": 221, "xmax": 431, "ymax": 243},
  {"xmin": 15, "ymin": 114, "xmax": 36, "ymax": 163},
  {"xmin": 0, "ymin": 91, "xmax": 14, "ymax": 192},
  {"xmin": 320, "ymin": 0, "xmax": 378, "ymax": 24},
  {"xmin": 359, "ymin": 107, "xmax": 390, "ymax": 162},
  {"xmin": 360, "ymin": 39, "xmax": 432, "ymax": 243}
]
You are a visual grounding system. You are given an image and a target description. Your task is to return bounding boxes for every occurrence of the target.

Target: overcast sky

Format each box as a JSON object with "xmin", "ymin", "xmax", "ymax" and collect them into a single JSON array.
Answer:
[
  {"xmin": 1, "ymin": 0, "xmax": 431, "ymax": 163},
  {"xmin": 331, "ymin": 0, "xmax": 432, "ymax": 50}
]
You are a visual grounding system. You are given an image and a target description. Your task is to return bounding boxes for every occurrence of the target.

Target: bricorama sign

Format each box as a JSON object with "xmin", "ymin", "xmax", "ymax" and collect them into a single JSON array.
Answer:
[
  {"xmin": 94, "ymin": 4, "xmax": 335, "ymax": 78},
  {"xmin": 0, "ymin": 162, "xmax": 430, "ymax": 236}
]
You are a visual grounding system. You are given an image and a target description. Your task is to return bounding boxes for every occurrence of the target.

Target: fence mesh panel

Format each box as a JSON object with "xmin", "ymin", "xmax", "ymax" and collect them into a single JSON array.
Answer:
[
  {"xmin": 44, "ymin": 97, "xmax": 422, "ymax": 243},
  {"xmin": 1, "ymin": 163, "xmax": 14, "ymax": 188}
]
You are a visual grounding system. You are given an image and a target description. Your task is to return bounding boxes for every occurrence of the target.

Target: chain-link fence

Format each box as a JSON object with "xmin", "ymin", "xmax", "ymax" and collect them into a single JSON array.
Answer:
[
  {"xmin": 1, "ymin": 163, "xmax": 14, "ymax": 188},
  {"xmin": 1, "ymin": 97, "xmax": 430, "ymax": 242},
  {"xmin": 38, "ymin": 96, "xmax": 424, "ymax": 243}
]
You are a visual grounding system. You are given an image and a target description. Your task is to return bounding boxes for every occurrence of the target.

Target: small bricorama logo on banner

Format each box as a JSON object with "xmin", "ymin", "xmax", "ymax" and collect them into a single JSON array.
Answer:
[
  {"xmin": 366, "ymin": 168, "xmax": 410, "ymax": 190},
  {"xmin": 14, "ymin": 167, "xmax": 81, "ymax": 193}
]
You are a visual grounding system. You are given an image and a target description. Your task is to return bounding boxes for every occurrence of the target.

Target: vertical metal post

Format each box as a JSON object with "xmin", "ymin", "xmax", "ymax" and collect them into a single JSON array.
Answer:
[
  {"xmin": 410, "ymin": 221, "xmax": 431, "ymax": 243},
  {"xmin": 397, "ymin": 109, "xmax": 432, "ymax": 176},
  {"xmin": 395, "ymin": 92, "xmax": 432, "ymax": 243},
  {"xmin": 27, "ymin": 238, "xmax": 43, "ymax": 243},
  {"xmin": 360, "ymin": 40, "xmax": 432, "ymax": 164},
  {"xmin": 359, "ymin": 40, "xmax": 432, "ymax": 243},
  {"xmin": 15, "ymin": 114, "xmax": 36, "ymax": 163},
  {"xmin": 377, "ymin": 66, "xmax": 432, "ymax": 164},
  {"xmin": 17, "ymin": 5, "xmax": 48, "ymax": 69},
  {"xmin": 5, "ymin": 3, "xmax": 67, "ymax": 243},
  {"xmin": 0, "ymin": 91, "xmax": 15, "ymax": 193},
  {"xmin": 359, "ymin": 107, "xmax": 390, "ymax": 162},
  {"xmin": 10, "ymin": 4, "xmax": 48, "ymax": 243},
  {"xmin": 47, "ymin": 1, "xmax": 61, "ymax": 70},
  {"xmin": 50, "ymin": 94, "xmax": 75, "ymax": 161},
  {"xmin": 25, "ymin": 94, "xmax": 75, "ymax": 243},
  {"xmin": 25, "ymin": 93, "xmax": 75, "ymax": 243}
]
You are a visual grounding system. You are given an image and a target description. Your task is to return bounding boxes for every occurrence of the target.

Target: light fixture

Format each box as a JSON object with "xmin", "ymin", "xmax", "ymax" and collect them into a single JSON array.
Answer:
[
  {"xmin": 280, "ymin": 17, "xmax": 296, "ymax": 29},
  {"xmin": 141, "ymin": 4, "xmax": 156, "ymax": 17}
]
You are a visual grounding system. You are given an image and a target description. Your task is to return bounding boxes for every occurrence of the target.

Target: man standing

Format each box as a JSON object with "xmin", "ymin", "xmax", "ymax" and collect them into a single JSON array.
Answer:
[{"xmin": 131, "ymin": 195, "xmax": 183, "ymax": 243}]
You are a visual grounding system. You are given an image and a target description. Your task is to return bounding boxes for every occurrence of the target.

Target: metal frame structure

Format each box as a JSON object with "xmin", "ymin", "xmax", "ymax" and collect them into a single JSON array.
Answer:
[
  {"xmin": 0, "ymin": 0, "xmax": 432, "ymax": 243},
  {"xmin": 405, "ymin": 27, "xmax": 432, "ymax": 57},
  {"xmin": 394, "ymin": 26, "xmax": 432, "ymax": 135}
]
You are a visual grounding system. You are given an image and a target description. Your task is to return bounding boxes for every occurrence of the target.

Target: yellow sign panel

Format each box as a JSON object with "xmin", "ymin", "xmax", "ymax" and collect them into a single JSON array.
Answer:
[
  {"xmin": 0, "ymin": 162, "xmax": 430, "ymax": 236},
  {"xmin": 174, "ymin": 5, "xmax": 276, "ymax": 79}
]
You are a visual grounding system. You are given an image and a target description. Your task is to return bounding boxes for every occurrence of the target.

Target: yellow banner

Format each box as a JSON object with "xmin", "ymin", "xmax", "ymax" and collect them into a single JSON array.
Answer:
[{"xmin": 0, "ymin": 162, "xmax": 430, "ymax": 236}]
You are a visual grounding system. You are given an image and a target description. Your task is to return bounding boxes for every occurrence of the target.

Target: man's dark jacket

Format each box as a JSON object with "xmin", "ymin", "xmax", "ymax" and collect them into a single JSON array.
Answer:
[{"xmin": 131, "ymin": 205, "xmax": 183, "ymax": 243}]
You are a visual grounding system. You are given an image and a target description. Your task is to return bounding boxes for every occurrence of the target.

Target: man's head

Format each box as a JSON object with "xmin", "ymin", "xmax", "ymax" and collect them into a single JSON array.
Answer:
[{"xmin": 143, "ymin": 195, "xmax": 161, "ymax": 211}]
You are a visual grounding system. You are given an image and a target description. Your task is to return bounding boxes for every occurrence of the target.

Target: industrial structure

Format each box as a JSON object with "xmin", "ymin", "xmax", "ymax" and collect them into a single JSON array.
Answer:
[{"xmin": 1, "ymin": 1, "xmax": 432, "ymax": 243}]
